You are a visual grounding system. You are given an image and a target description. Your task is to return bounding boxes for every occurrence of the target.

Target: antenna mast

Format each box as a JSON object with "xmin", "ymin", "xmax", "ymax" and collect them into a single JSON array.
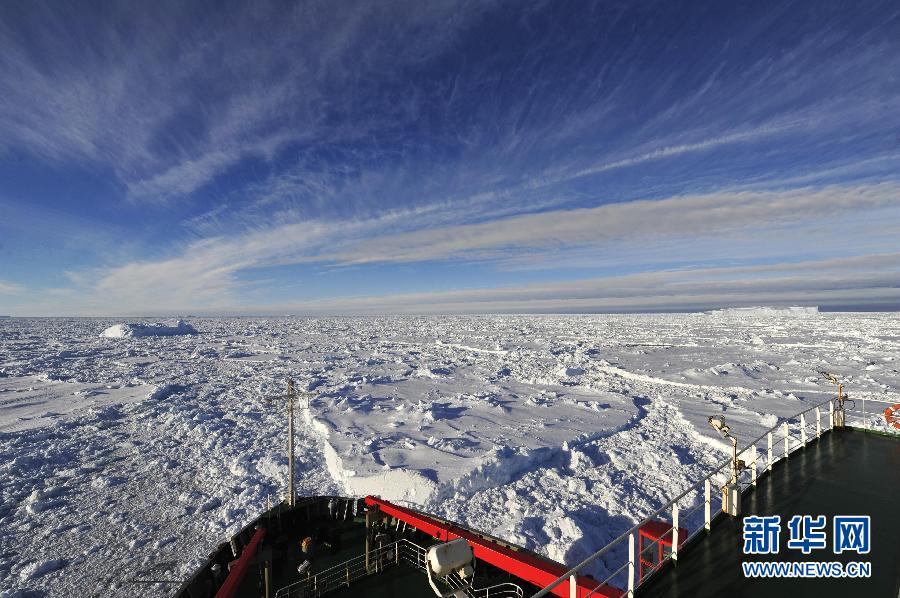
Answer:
[{"xmin": 287, "ymin": 378, "xmax": 295, "ymax": 507}]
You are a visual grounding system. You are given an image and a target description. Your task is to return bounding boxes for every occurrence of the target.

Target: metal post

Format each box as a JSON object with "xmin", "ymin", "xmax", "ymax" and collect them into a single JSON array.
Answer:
[
  {"xmin": 287, "ymin": 378, "xmax": 296, "ymax": 507},
  {"xmin": 569, "ymin": 574, "xmax": 576, "ymax": 598},
  {"xmin": 672, "ymin": 503, "xmax": 679, "ymax": 562},
  {"xmin": 628, "ymin": 533, "xmax": 635, "ymax": 597},
  {"xmin": 862, "ymin": 397, "xmax": 867, "ymax": 429},
  {"xmin": 800, "ymin": 413, "xmax": 807, "ymax": 446},
  {"xmin": 264, "ymin": 562, "xmax": 271, "ymax": 598},
  {"xmin": 783, "ymin": 422, "xmax": 789, "ymax": 459},
  {"xmin": 752, "ymin": 457, "xmax": 757, "ymax": 487},
  {"xmin": 829, "ymin": 400, "xmax": 834, "ymax": 429},
  {"xmin": 767, "ymin": 432, "xmax": 773, "ymax": 471},
  {"xmin": 730, "ymin": 438, "xmax": 738, "ymax": 485},
  {"xmin": 365, "ymin": 508, "xmax": 373, "ymax": 573},
  {"xmin": 816, "ymin": 406, "xmax": 821, "ymax": 439},
  {"xmin": 704, "ymin": 479, "xmax": 711, "ymax": 531}
]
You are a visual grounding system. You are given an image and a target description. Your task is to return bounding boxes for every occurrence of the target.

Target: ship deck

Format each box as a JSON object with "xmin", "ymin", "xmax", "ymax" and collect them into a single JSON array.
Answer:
[
  {"xmin": 267, "ymin": 516, "xmax": 438, "ymax": 598},
  {"xmin": 637, "ymin": 428, "xmax": 900, "ymax": 598}
]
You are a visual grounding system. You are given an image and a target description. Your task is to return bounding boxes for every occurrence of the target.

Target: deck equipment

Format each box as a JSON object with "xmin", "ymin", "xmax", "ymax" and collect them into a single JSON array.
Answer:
[
  {"xmin": 707, "ymin": 415, "xmax": 745, "ymax": 516},
  {"xmin": 637, "ymin": 521, "xmax": 687, "ymax": 580},
  {"xmin": 425, "ymin": 538, "xmax": 475, "ymax": 597}
]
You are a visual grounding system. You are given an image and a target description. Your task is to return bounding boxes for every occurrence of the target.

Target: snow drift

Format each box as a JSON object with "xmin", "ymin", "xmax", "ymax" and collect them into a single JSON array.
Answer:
[{"xmin": 100, "ymin": 319, "xmax": 198, "ymax": 338}]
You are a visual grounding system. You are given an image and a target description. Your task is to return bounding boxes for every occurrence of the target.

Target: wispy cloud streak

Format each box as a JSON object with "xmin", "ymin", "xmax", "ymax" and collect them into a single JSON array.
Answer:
[
  {"xmin": 318, "ymin": 183, "xmax": 900, "ymax": 265},
  {"xmin": 257, "ymin": 254, "xmax": 900, "ymax": 315},
  {"xmin": 0, "ymin": 280, "xmax": 25, "ymax": 295}
]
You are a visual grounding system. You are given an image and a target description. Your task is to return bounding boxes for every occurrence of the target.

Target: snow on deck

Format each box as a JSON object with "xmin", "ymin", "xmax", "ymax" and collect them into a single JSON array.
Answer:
[{"xmin": 0, "ymin": 314, "xmax": 898, "ymax": 595}]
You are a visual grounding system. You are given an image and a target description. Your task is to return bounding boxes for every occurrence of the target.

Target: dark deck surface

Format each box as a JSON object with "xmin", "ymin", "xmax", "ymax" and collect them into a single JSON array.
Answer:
[
  {"xmin": 637, "ymin": 428, "xmax": 900, "ymax": 598},
  {"xmin": 271, "ymin": 518, "xmax": 437, "ymax": 598},
  {"xmin": 325, "ymin": 563, "xmax": 437, "ymax": 598}
]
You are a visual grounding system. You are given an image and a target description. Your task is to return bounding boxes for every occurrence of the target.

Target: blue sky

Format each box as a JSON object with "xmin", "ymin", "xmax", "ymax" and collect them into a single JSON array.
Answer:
[{"xmin": 1, "ymin": 0, "xmax": 899, "ymax": 315}]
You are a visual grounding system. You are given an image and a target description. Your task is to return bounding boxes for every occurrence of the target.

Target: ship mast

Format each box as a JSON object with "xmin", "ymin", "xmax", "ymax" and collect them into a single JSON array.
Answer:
[{"xmin": 287, "ymin": 378, "xmax": 296, "ymax": 507}]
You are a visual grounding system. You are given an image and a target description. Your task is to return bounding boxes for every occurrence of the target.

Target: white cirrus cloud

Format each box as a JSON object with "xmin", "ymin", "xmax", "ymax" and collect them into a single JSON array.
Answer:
[
  {"xmin": 252, "ymin": 253, "xmax": 900, "ymax": 315},
  {"xmin": 0, "ymin": 280, "xmax": 25, "ymax": 295},
  {"xmin": 27, "ymin": 181, "xmax": 897, "ymax": 315},
  {"xmin": 317, "ymin": 182, "xmax": 900, "ymax": 265}
]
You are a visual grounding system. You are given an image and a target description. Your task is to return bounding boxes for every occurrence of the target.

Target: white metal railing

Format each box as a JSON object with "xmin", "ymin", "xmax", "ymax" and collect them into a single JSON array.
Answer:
[
  {"xmin": 530, "ymin": 393, "xmax": 898, "ymax": 598},
  {"xmin": 479, "ymin": 584, "xmax": 525, "ymax": 598},
  {"xmin": 843, "ymin": 395, "xmax": 899, "ymax": 433},
  {"xmin": 274, "ymin": 537, "xmax": 523, "ymax": 598},
  {"xmin": 274, "ymin": 539, "xmax": 407, "ymax": 597}
]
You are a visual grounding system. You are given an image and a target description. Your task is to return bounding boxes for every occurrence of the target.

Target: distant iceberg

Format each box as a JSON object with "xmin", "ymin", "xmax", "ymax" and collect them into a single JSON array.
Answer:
[
  {"xmin": 100, "ymin": 319, "xmax": 198, "ymax": 338},
  {"xmin": 705, "ymin": 306, "xmax": 819, "ymax": 317}
]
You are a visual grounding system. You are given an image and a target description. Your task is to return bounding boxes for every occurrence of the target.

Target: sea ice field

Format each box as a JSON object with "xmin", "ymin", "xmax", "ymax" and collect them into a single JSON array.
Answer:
[{"xmin": 1, "ymin": 313, "xmax": 898, "ymax": 596}]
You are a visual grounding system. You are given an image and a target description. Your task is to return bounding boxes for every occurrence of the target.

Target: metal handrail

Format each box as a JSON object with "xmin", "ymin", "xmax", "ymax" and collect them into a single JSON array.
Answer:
[
  {"xmin": 529, "ymin": 393, "xmax": 841, "ymax": 598},
  {"xmin": 274, "ymin": 537, "xmax": 524, "ymax": 598},
  {"xmin": 478, "ymin": 584, "xmax": 525, "ymax": 598},
  {"xmin": 275, "ymin": 539, "xmax": 415, "ymax": 597}
]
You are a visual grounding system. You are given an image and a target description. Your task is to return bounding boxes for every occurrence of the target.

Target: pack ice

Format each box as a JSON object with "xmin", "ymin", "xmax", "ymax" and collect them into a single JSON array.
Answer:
[{"xmin": 0, "ymin": 313, "xmax": 897, "ymax": 597}]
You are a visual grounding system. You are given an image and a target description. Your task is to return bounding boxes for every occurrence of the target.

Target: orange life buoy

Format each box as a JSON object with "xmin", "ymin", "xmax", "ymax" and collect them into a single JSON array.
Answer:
[{"xmin": 884, "ymin": 404, "xmax": 900, "ymax": 429}]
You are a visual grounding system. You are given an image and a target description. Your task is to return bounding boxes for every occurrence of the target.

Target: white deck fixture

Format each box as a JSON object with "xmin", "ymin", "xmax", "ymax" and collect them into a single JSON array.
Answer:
[{"xmin": 426, "ymin": 538, "xmax": 475, "ymax": 597}]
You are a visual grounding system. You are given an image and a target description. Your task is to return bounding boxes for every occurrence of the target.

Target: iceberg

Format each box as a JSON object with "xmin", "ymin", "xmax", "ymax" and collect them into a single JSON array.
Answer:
[{"xmin": 100, "ymin": 319, "xmax": 198, "ymax": 338}]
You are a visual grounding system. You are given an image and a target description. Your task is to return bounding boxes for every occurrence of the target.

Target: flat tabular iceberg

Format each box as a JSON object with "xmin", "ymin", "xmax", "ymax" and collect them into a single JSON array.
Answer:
[
  {"xmin": 706, "ymin": 306, "xmax": 819, "ymax": 316},
  {"xmin": 100, "ymin": 319, "xmax": 198, "ymax": 338}
]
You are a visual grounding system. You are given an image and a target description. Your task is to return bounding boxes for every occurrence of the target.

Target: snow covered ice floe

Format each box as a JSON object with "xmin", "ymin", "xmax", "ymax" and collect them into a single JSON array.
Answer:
[
  {"xmin": 100, "ymin": 318, "xmax": 198, "ymax": 338},
  {"xmin": 0, "ymin": 375, "xmax": 153, "ymax": 432},
  {"xmin": 305, "ymin": 377, "xmax": 637, "ymax": 503}
]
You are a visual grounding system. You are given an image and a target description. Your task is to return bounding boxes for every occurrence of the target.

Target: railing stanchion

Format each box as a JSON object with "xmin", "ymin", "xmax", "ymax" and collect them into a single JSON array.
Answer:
[
  {"xmin": 569, "ymin": 574, "xmax": 576, "ymax": 598},
  {"xmin": 752, "ymin": 456, "xmax": 757, "ymax": 487},
  {"xmin": 704, "ymin": 479, "xmax": 711, "ymax": 531},
  {"xmin": 783, "ymin": 422, "xmax": 789, "ymax": 459},
  {"xmin": 829, "ymin": 401, "xmax": 834, "ymax": 429},
  {"xmin": 628, "ymin": 532, "xmax": 635, "ymax": 597},
  {"xmin": 862, "ymin": 397, "xmax": 867, "ymax": 429},
  {"xmin": 767, "ymin": 432, "xmax": 773, "ymax": 471},
  {"xmin": 672, "ymin": 503, "xmax": 679, "ymax": 562},
  {"xmin": 816, "ymin": 406, "xmax": 821, "ymax": 439},
  {"xmin": 800, "ymin": 413, "xmax": 807, "ymax": 446}
]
